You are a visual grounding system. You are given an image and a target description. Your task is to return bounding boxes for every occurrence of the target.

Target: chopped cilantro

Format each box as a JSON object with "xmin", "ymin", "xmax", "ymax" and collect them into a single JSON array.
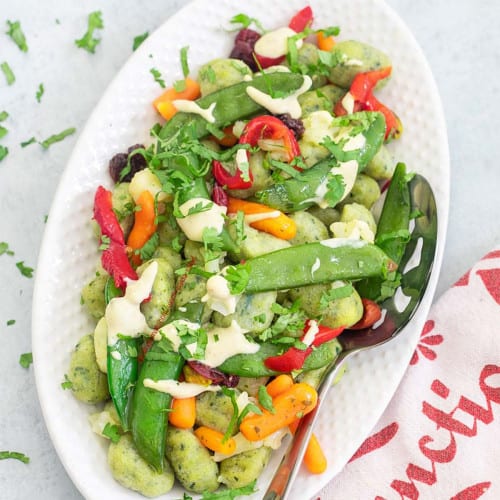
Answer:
[
  {"xmin": 0, "ymin": 145, "xmax": 9, "ymax": 161},
  {"xmin": 0, "ymin": 242, "xmax": 14, "ymax": 256},
  {"xmin": 6, "ymin": 20, "xmax": 28, "ymax": 52},
  {"xmin": 323, "ymin": 173, "xmax": 346, "ymax": 208},
  {"xmin": 137, "ymin": 232, "xmax": 159, "ymax": 261},
  {"xmin": 20, "ymin": 137, "xmax": 36, "ymax": 148},
  {"xmin": 36, "ymin": 83, "xmax": 44, "ymax": 103},
  {"xmin": 150, "ymin": 67, "xmax": 165, "ymax": 88},
  {"xmin": 132, "ymin": 31, "xmax": 148, "ymax": 51},
  {"xmin": 259, "ymin": 301, "xmax": 306, "ymax": 342},
  {"xmin": 16, "ymin": 261, "xmax": 34, "ymax": 278},
  {"xmin": 61, "ymin": 374, "xmax": 73, "ymax": 390},
  {"xmin": 171, "ymin": 236, "xmax": 183, "ymax": 253},
  {"xmin": 98, "ymin": 234, "xmax": 110, "ymax": 251},
  {"xmin": 0, "ymin": 126, "xmax": 7, "ymax": 140},
  {"xmin": 258, "ymin": 385, "xmax": 275, "ymax": 414},
  {"xmin": 1, "ymin": 61, "xmax": 15, "ymax": 85},
  {"xmin": 224, "ymin": 264, "xmax": 249, "ymax": 295},
  {"xmin": 102, "ymin": 423, "xmax": 121, "ymax": 443},
  {"xmin": 7, "ymin": 319, "xmax": 15, "ymax": 326},
  {"xmin": 0, "ymin": 451, "xmax": 30, "ymax": 464},
  {"xmin": 230, "ymin": 13, "xmax": 265, "ymax": 32},
  {"xmin": 253, "ymin": 313, "xmax": 266, "ymax": 324},
  {"xmin": 75, "ymin": 11, "xmax": 104, "ymax": 53},
  {"xmin": 202, "ymin": 227, "xmax": 224, "ymax": 262},
  {"xmin": 201, "ymin": 480, "xmax": 257, "ymax": 499},
  {"xmin": 319, "ymin": 283, "xmax": 354, "ymax": 310},
  {"xmin": 180, "ymin": 46, "xmax": 190, "ymax": 78},
  {"xmin": 43, "ymin": 214, "xmax": 48, "ymax": 223},
  {"xmin": 19, "ymin": 352, "xmax": 33, "ymax": 368},
  {"xmin": 203, "ymin": 65, "xmax": 217, "ymax": 84},
  {"xmin": 0, "ymin": 111, "xmax": 8, "ymax": 121},
  {"xmin": 39, "ymin": 127, "xmax": 76, "ymax": 149}
]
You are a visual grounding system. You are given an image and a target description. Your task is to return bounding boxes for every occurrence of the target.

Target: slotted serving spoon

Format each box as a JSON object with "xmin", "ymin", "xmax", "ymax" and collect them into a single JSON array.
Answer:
[{"xmin": 264, "ymin": 173, "xmax": 438, "ymax": 500}]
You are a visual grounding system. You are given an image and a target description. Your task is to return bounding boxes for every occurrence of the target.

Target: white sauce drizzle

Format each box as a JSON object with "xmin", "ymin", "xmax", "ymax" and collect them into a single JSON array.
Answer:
[
  {"xmin": 110, "ymin": 351, "xmax": 122, "ymax": 361},
  {"xmin": 341, "ymin": 92, "xmax": 355, "ymax": 114},
  {"xmin": 202, "ymin": 274, "xmax": 238, "ymax": 316},
  {"xmin": 158, "ymin": 320, "xmax": 201, "ymax": 354},
  {"xmin": 235, "ymin": 148, "xmax": 249, "ymax": 175},
  {"xmin": 330, "ymin": 219, "xmax": 375, "ymax": 243},
  {"xmin": 143, "ymin": 379, "xmax": 221, "ymax": 399},
  {"xmin": 343, "ymin": 133, "xmax": 366, "ymax": 152},
  {"xmin": 302, "ymin": 320, "xmax": 319, "ymax": 346},
  {"xmin": 246, "ymin": 75, "xmax": 312, "ymax": 119},
  {"xmin": 254, "ymin": 27, "xmax": 303, "ymax": 59},
  {"xmin": 244, "ymin": 210, "xmax": 281, "ymax": 224},
  {"xmin": 105, "ymin": 261, "xmax": 158, "ymax": 346},
  {"xmin": 336, "ymin": 159, "xmax": 359, "ymax": 202},
  {"xmin": 172, "ymin": 100, "xmax": 216, "ymax": 123},
  {"xmin": 320, "ymin": 238, "xmax": 368, "ymax": 249},
  {"xmin": 176, "ymin": 197, "xmax": 227, "ymax": 242},
  {"xmin": 311, "ymin": 257, "xmax": 321, "ymax": 277},
  {"xmin": 344, "ymin": 58, "xmax": 364, "ymax": 66}
]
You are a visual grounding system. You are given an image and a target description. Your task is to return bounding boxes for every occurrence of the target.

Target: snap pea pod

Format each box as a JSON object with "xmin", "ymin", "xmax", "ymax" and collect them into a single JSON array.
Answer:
[
  {"xmin": 159, "ymin": 72, "xmax": 307, "ymax": 143},
  {"xmin": 239, "ymin": 241, "xmax": 394, "ymax": 294},
  {"xmin": 255, "ymin": 112, "xmax": 386, "ymax": 212},
  {"xmin": 356, "ymin": 162, "xmax": 411, "ymax": 301},
  {"xmin": 217, "ymin": 340, "xmax": 339, "ymax": 377},
  {"xmin": 105, "ymin": 277, "xmax": 138, "ymax": 431},
  {"xmin": 130, "ymin": 301, "xmax": 205, "ymax": 472}
]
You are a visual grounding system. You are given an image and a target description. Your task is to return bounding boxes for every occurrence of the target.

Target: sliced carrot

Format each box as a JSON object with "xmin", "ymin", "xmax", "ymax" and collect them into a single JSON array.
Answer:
[
  {"xmin": 127, "ymin": 190, "xmax": 157, "ymax": 266},
  {"xmin": 288, "ymin": 419, "xmax": 327, "ymax": 474},
  {"xmin": 194, "ymin": 426, "xmax": 236, "ymax": 455},
  {"xmin": 240, "ymin": 383, "xmax": 318, "ymax": 441},
  {"xmin": 266, "ymin": 374, "xmax": 294, "ymax": 398},
  {"xmin": 317, "ymin": 31, "xmax": 336, "ymax": 51},
  {"xmin": 226, "ymin": 196, "xmax": 297, "ymax": 240},
  {"xmin": 168, "ymin": 396, "xmax": 196, "ymax": 429},
  {"xmin": 213, "ymin": 125, "xmax": 238, "ymax": 147},
  {"xmin": 153, "ymin": 77, "xmax": 201, "ymax": 120}
]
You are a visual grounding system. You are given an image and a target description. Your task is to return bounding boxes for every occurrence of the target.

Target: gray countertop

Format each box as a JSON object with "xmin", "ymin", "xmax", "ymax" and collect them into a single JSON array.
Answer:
[{"xmin": 1, "ymin": 1, "xmax": 499, "ymax": 498}]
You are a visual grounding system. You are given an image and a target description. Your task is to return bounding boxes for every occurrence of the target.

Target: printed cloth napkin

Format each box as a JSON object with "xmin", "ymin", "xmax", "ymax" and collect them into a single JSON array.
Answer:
[{"xmin": 318, "ymin": 247, "xmax": 500, "ymax": 500}]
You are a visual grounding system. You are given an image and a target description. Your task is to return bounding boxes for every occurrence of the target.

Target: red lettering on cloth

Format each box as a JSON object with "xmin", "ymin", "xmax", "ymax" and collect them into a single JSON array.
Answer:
[
  {"xmin": 483, "ymin": 250, "xmax": 500, "ymax": 260},
  {"xmin": 476, "ymin": 268, "xmax": 500, "ymax": 305},
  {"xmin": 349, "ymin": 422, "xmax": 399, "ymax": 462},
  {"xmin": 450, "ymin": 482, "xmax": 491, "ymax": 500},
  {"xmin": 410, "ymin": 320, "xmax": 443, "ymax": 365},
  {"xmin": 454, "ymin": 270, "xmax": 471, "ymax": 287}
]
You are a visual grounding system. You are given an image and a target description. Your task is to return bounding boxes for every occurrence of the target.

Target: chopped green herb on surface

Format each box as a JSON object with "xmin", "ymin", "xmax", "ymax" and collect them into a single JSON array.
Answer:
[
  {"xmin": 1, "ymin": 62, "xmax": 15, "ymax": 85},
  {"xmin": 0, "ymin": 111, "xmax": 8, "ymax": 121},
  {"xmin": 20, "ymin": 137, "xmax": 36, "ymax": 148},
  {"xmin": 0, "ymin": 242, "xmax": 14, "ymax": 256},
  {"xmin": 150, "ymin": 67, "xmax": 165, "ymax": 88},
  {"xmin": 19, "ymin": 352, "xmax": 33, "ymax": 369},
  {"xmin": 7, "ymin": 319, "xmax": 15, "ymax": 326},
  {"xmin": 61, "ymin": 374, "xmax": 73, "ymax": 390},
  {"xmin": 75, "ymin": 11, "xmax": 104, "ymax": 53},
  {"xmin": 132, "ymin": 32, "xmax": 148, "ymax": 51},
  {"xmin": 0, "ymin": 451, "xmax": 30, "ymax": 464},
  {"xmin": 230, "ymin": 13, "xmax": 265, "ymax": 32},
  {"xmin": 6, "ymin": 20, "xmax": 28, "ymax": 52},
  {"xmin": 0, "ymin": 145, "xmax": 8, "ymax": 162},
  {"xmin": 180, "ymin": 46, "xmax": 190, "ymax": 78},
  {"xmin": 36, "ymin": 83, "xmax": 44, "ymax": 102},
  {"xmin": 39, "ymin": 127, "xmax": 76, "ymax": 149},
  {"xmin": 0, "ymin": 126, "xmax": 7, "ymax": 140},
  {"xmin": 102, "ymin": 423, "xmax": 121, "ymax": 443},
  {"xmin": 16, "ymin": 261, "xmax": 34, "ymax": 278}
]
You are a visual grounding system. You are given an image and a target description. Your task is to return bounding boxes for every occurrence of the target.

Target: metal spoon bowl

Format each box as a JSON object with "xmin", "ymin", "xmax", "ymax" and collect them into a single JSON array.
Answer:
[{"xmin": 264, "ymin": 173, "xmax": 438, "ymax": 500}]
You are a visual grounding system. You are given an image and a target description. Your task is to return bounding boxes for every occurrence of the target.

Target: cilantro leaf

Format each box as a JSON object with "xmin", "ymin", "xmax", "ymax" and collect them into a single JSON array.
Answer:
[
  {"xmin": 180, "ymin": 46, "xmax": 190, "ymax": 78},
  {"xmin": 150, "ymin": 67, "xmax": 166, "ymax": 88},
  {"xmin": 201, "ymin": 480, "xmax": 257, "ymax": 499},
  {"xmin": 323, "ymin": 173, "xmax": 346, "ymax": 208},
  {"xmin": 0, "ymin": 126, "xmax": 8, "ymax": 139},
  {"xmin": 75, "ymin": 11, "xmax": 104, "ymax": 53},
  {"xmin": 258, "ymin": 385, "xmax": 275, "ymax": 414},
  {"xmin": 61, "ymin": 374, "xmax": 73, "ymax": 390},
  {"xmin": 36, "ymin": 83, "xmax": 44, "ymax": 103},
  {"xmin": 137, "ymin": 232, "xmax": 159, "ymax": 261},
  {"xmin": 0, "ymin": 242, "xmax": 14, "ymax": 256},
  {"xmin": 7, "ymin": 319, "xmax": 15, "ymax": 326},
  {"xmin": 202, "ymin": 227, "xmax": 224, "ymax": 262},
  {"xmin": 1, "ymin": 61, "xmax": 15, "ymax": 85},
  {"xmin": 0, "ymin": 111, "xmax": 8, "ymax": 121},
  {"xmin": 39, "ymin": 127, "xmax": 76, "ymax": 149},
  {"xmin": 230, "ymin": 13, "xmax": 265, "ymax": 32},
  {"xmin": 0, "ymin": 451, "xmax": 30, "ymax": 464},
  {"xmin": 224, "ymin": 264, "xmax": 249, "ymax": 295},
  {"xmin": 20, "ymin": 137, "xmax": 36, "ymax": 148},
  {"xmin": 102, "ymin": 423, "xmax": 121, "ymax": 443},
  {"xmin": 132, "ymin": 31, "xmax": 148, "ymax": 51},
  {"xmin": 16, "ymin": 261, "xmax": 34, "ymax": 278},
  {"xmin": 0, "ymin": 145, "xmax": 8, "ymax": 161},
  {"xmin": 19, "ymin": 352, "xmax": 33, "ymax": 368},
  {"xmin": 319, "ymin": 283, "xmax": 354, "ymax": 310},
  {"xmin": 6, "ymin": 20, "xmax": 28, "ymax": 52},
  {"xmin": 259, "ymin": 301, "xmax": 306, "ymax": 341}
]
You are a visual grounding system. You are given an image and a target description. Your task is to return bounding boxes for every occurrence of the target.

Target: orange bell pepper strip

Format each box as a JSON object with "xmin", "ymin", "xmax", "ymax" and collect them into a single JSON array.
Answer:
[
  {"xmin": 153, "ymin": 77, "xmax": 201, "ymax": 120},
  {"xmin": 127, "ymin": 190, "xmax": 157, "ymax": 266}
]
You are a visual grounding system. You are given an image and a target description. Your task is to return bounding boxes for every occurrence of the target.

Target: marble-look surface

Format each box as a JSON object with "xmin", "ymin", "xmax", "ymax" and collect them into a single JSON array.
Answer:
[{"xmin": 0, "ymin": 1, "xmax": 498, "ymax": 498}]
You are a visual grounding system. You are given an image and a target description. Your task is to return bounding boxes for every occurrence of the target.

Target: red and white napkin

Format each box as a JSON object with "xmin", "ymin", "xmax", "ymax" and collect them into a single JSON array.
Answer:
[{"xmin": 319, "ymin": 248, "xmax": 500, "ymax": 500}]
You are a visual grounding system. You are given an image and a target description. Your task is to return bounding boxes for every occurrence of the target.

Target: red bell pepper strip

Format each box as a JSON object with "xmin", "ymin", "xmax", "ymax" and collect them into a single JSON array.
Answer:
[
  {"xmin": 334, "ymin": 66, "xmax": 402, "ymax": 140},
  {"xmin": 93, "ymin": 186, "xmax": 138, "ymax": 290},
  {"xmin": 288, "ymin": 6, "xmax": 314, "ymax": 32},
  {"xmin": 239, "ymin": 115, "xmax": 301, "ymax": 163},
  {"xmin": 212, "ymin": 160, "xmax": 254, "ymax": 190},
  {"xmin": 264, "ymin": 321, "xmax": 345, "ymax": 372}
]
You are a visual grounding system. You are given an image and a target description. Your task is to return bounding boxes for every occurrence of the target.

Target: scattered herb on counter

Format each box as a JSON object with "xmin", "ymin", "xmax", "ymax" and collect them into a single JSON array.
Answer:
[
  {"xmin": 1, "ymin": 61, "xmax": 15, "ymax": 85},
  {"xmin": 180, "ymin": 46, "xmax": 190, "ymax": 78},
  {"xmin": 20, "ymin": 137, "xmax": 36, "ymax": 148},
  {"xmin": 6, "ymin": 20, "xmax": 28, "ymax": 52},
  {"xmin": 150, "ymin": 67, "xmax": 165, "ymax": 88},
  {"xmin": 43, "ymin": 214, "xmax": 48, "ymax": 223},
  {"xmin": 0, "ymin": 451, "xmax": 30, "ymax": 464},
  {"xmin": 132, "ymin": 31, "xmax": 148, "ymax": 51},
  {"xmin": 16, "ymin": 261, "xmax": 34, "ymax": 278},
  {"xmin": 102, "ymin": 423, "xmax": 121, "ymax": 443},
  {"xmin": 75, "ymin": 11, "xmax": 103, "ymax": 54},
  {"xmin": 36, "ymin": 83, "xmax": 44, "ymax": 103},
  {"xmin": 0, "ymin": 126, "xmax": 7, "ymax": 139},
  {"xmin": 19, "ymin": 352, "xmax": 33, "ymax": 368},
  {"xmin": 39, "ymin": 127, "xmax": 76, "ymax": 149},
  {"xmin": 0, "ymin": 111, "xmax": 8, "ymax": 121},
  {"xmin": 0, "ymin": 145, "xmax": 8, "ymax": 162},
  {"xmin": 61, "ymin": 374, "xmax": 73, "ymax": 390},
  {"xmin": 0, "ymin": 242, "xmax": 14, "ymax": 256},
  {"xmin": 229, "ymin": 13, "xmax": 265, "ymax": 32},
  {"xmin": 7, "ymin": 319, "xmax": 15, "ymax": 326}
]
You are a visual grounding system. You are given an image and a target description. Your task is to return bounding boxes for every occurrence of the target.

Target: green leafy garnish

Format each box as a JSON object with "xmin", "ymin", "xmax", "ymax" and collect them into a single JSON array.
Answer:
[
  {"xmin": 0, "ymin": 126, "xmax": 7, "ymax": 140},
  {"xmin": 19, "ymin": 352, "xmax": 33, "ymax": 368},
  {"xmin": 201, "ymin": 480, "xmax": 258, "ymax": 499},
  {"xmin": 259, "ymin": 301, "xmax": 306, "ymax": 342},
  {"xmin": 61, "ymin": 374, "xmax": 73, "ymax": 390},
  {"xmin": 75, "ymin": 11, "xmax": 104, "ymax": 53},
  {"xmin": 6, "ymin": 20, "xmax": 28, "ymax": 52},
  {"xmin": 39, "ymin": 127, "xmax": 76, "ymax": 149},
  {"xmin": 7, "ymin": 319, "xmax": 15, "ymax": 326},
  {"xmin": 0, "ymin": 242, "xmax": 14, "ymax": 256},
  {"xmin": 180, "ymin": 46, "xmax": 190, "ymax": 78},
  {"xmin": 319, "ymin": 283, "xmax": 354, "ymax": 310},
  {"xmin": 220, "ymin": 387, "xmax": 240, "ymax": 442},
  {"xmin": 16, "ymin": 261, "xmax": 34, "ymax": 278},
  {"xmin": 36, "ymin": 83, "xmax": 44, "ymax": 103},
  {"xmin": 20, "ymin": 137, "xmax": 36, "ymax": 148},
  {"xmin": 0, "ymin": 145, "xmax": 8, "ymax": 161},
  {"xmin": 0, "ymin": 451, "xmax": 30, "ymax": 464},
  {"xmin": 150, "ymin": 67, "xmax": 166, "ymax": 88},
  {"xmin": 98, "ymin": 235, "xmax": 110, "ymax": 251},
  {"xmin": 258, "ymin": 385, "xmax": 275, "ymax": 414},
  {"xmin": 0, "ymin": 111, "xmax": 8, "ymax": 121},
  {"xmin": 102, "ymin": 423, "xmax": 121, "ymax": 443},
  {"xmin": 132, "ymin": 31, "xmax": 148, "ymax": 51},
  {"xmin": 202, "ymin": 227, "xmax": 224, "ymax": 262},
  {"xmin": 1, "ymin": 61, "xmax": 15, "ymax": 85},
  {"xmin": 224, "ymin": 264, "xmax": 249, "ymax": 295},
  {"xmin": 229, "ymin": 13, "xmax": 265, "ymax": 32},
  {"xmin": 323, "ymin": 173, "xmax": 346, "ymax": 208}
]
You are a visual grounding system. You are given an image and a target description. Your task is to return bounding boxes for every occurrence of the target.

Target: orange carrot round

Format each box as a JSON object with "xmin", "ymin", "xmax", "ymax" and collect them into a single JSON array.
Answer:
[
  {"xmin": 226, "ymin": 196, "xmax": 296, "ymax": 240},
  {"xmin": 194, "ymin": 426, "xmax": 236, "ymax": 455},
  {"xmin": 317, "ymin": 31, "xmax": 335, "ymax": 51},
  {"xmin": 153, "ymin": 77, "xmax": 201, "ymax": 120},
  {"xmin": 240, "ymin": 383, "xmax": 318, "ymax": 441},
  {"xmin": 168, "ymin": 397, "xmax": 196, "ymax": 429},
  {"xmin": 303, "ymin": 433, "xmax": 327, "ymax": 474},
  {"xmin": 266, "ymin": 374, "xmax": 294, "ymax": 398},
  {"xmin": 127, "ymin": 190, "xmax": 157, "ymax": 265}
]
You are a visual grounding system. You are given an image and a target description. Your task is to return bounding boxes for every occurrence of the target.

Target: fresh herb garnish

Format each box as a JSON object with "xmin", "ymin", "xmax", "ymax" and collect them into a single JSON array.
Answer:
[
  {"xmin": 224, "ymin": 264, "xmax": 249, "ymax": 295},
  {"xmin": 132, "ymin": 31, "xmax": 148, "ymax": 51},
  {"xmin": 137, "ymin": 232, "xmax": 159, "ymax": 261},
  {"xmin": 0, "ymin": 242, "xmax": 14, "ymax": 256},
  {"xmin": 0, "ymin": 451, "xmax": 30, "ymax": 464},
  {"xmin": 259, "ymin": 301, "xmax": 306, "ymax": 342},
  {"xmin": 0, "ymin": 111, "xmax": 8, "ymax": 121},
  {"xmin": 102, "ymin": 423, "xmax": 121, "ymax": 443},
  {"xmin": 20, "ymin": 137, "xmax": 36, "ymax": 148},
  {"xmin": 75, "ymin": 11, "xmax": 104, "ymax": 53},
  {"xmin": 0, "ymin": 145, "xmax": 9, "ymax": 161},
  {"xmin": 0, "ymin": 126, "xmax": 7, "ymax": 140},
  {"xmin": 19, "ymin": 352, "xmax": 33, "ymax": 368},
  {"xmin": 36, "ymin": 83, "xmax": 44, "ymax": 103},
  {"xmin": 61, "ymin": 374, "xmax": 73, "ymax": 390},
  {"xmin": 201, "ymin": 480, "xmax": 257, "ymax": 499},
  {"xmin": 319, "ymin": 283, "xmax": 354, "ymax": 310},
  {"xmin": 258, "ymin": 385, "xmax": 275, "ymax": 414},
  {"xmin": 1, "ymin": 61, "xmax": 15, "ymax": 85},
  {"xmin": 229, "ymin": 13, "xmax": 265, "ymax": 32},
  {"xmin": 16, "ymin": 261, "xmax": 34, "ymax": 278},
  {"xmin": 6, "ymin": 20, "xmax": 28, "ymax": 52},
  {"xmin": 323, "ymin": 173, "xmax": 346, "ymax": 208},
  {"xmin": 98, "ymin": 234, "xmax": 110, "ymax": 251},
  {"xmin": 150, "ymin": 67, "xmax": 166, "ymax": 88},
  {"xmin": 180, "ymin": 46, "xmax": 190, "ymax": 78},
  {"xmin": 202, "ymin": 227, "xmax": 224, "ymax": 263},
  {"xmin": 39, "ymin": 127, "xmax": 76, "ymax": 149}
]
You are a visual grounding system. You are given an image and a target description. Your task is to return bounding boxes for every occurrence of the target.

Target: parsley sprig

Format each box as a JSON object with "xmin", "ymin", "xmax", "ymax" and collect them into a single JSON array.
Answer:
[
  {"xmin": 0, "ymin": 451, "xmax": 30, "ymax": 464},
  {"xmin": 6, "ymin": 20, "xmax": 28, "ymax": 52},
  {"xmin": 75, "ymin": 11, "xmax": 104, "ymax": 53}
]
